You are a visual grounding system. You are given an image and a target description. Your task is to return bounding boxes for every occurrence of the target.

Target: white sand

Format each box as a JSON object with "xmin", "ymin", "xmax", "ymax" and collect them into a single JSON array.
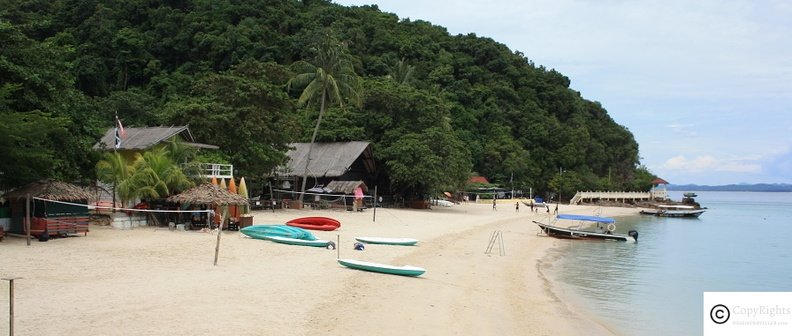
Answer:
[{"xmin": 0, "ymin": 201, "xmax": 638, "ymax": 335}]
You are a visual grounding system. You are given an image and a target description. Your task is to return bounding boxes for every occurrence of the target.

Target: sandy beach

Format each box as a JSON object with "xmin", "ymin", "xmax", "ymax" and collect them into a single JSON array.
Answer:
[{"xmin": 1, "ymin": 201, "xmax": 638, "ymax": 335}]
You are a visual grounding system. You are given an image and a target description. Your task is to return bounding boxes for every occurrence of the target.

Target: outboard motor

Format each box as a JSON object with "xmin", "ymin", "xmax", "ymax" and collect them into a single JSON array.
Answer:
[{"xmin": 628, "ymin": 230, "xmax": 639, "ymax": 242}]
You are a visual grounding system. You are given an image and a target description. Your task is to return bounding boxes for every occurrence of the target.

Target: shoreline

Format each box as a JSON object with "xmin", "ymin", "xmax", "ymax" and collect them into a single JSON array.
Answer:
[{"xmin": 0, "ymin": 201, "xmax": 638, "ymax": 335}]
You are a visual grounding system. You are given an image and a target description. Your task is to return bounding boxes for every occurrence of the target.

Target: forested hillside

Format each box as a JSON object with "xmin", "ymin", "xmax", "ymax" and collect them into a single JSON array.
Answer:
[{"xmin": 0, "ymin": 0, "xmax": 653, "ymax": 199}]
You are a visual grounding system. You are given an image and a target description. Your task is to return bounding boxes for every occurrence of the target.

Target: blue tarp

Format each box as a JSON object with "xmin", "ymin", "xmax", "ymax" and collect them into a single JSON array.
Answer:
[{"xmin": 556, "ymin": 214, "xmax": 615, "ymax": 223}]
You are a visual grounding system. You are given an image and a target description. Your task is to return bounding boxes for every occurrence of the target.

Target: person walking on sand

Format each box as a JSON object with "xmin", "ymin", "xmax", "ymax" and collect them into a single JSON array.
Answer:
[
  {"xmin": 554, "ymin": 203, "xmax": 559, "ymax": 214},
  {"xmin": 515, "ymin": 201, "xmax": 520, "ymax": 213},
  {"xmin": 492, "ymin": 197, "xmax": 497, "ymax": 211}
]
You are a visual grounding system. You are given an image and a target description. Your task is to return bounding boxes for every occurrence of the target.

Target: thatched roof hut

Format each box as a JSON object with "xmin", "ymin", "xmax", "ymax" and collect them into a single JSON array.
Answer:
[
  {"xmin": 3, "ymin": 179, "xmax": 93, "ymax": 201},
  {"xmin": 3, "ymin": 180, "xmax": 93, "ymax": 234},
  {"xmin": 166, "ymin": 183, "xmax": 247, "ymax": 206}
]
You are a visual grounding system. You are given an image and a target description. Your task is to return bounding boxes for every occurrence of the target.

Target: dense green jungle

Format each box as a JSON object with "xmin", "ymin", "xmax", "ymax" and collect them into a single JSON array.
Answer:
[{"xmin": 0, "ymin": 0, "xmax": 655, "ymax": 200}]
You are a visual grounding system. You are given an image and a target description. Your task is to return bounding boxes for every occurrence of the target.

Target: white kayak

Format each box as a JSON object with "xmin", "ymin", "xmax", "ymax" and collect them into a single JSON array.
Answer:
[
  {"xmin": 354, "ymin": 236, "xmax": 419, "ymax": 246},
  {"xmin": 265, "ymin": 235, "xmax": 333, "ymax": 248},
  {"xmin": 337, "ymin": 259, "xmax": 425, "ymax": 277}
]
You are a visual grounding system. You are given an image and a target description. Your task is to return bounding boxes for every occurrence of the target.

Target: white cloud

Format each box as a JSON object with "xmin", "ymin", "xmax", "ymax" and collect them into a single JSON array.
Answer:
[{"xmin": 662, "ymin": 155, "xmax": 761, "ymax": 173}]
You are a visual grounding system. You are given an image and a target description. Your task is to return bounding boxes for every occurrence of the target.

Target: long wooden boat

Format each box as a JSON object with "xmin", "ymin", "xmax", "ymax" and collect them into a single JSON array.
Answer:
[
  {"xmin": 354, "ymin": 237, "xmax": 419, "ymax": 246},
  {"xmin": 286, "ymin": 216, "xmax": 341, "ymax": 231},
  {"xmin": 337, "ymin": 259, "xmax": 426, "ymax": 277},
  {"xmin": 533, "ymin": 214, "xmax": 638, "ymax": 242},
  {"xmin": 640, "ymin": 205, "xmax": 706, "ymax": 218},
  {"xmin": 265, "ymin": 235, "xmax": 333, "ymax": 248}
]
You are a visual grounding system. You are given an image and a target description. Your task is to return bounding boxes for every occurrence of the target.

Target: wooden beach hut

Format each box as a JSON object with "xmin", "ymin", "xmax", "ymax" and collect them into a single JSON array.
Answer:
[
  {"xmin": 3, "ymin": 179, "xmax": 93, "ymax": 240},
  {"xmin": 272, "ymin": 141, "xmax": 376, "ymax": 208}
]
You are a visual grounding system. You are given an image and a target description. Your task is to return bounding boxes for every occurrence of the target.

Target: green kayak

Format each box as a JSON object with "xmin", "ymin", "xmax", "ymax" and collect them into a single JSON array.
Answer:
[{"xmin": 240, "ymin": 225, "xmax": 316, "ymax": 241}]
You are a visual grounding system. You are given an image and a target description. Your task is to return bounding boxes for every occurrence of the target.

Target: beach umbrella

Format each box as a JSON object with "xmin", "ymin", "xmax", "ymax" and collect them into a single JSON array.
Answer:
[
  {"xmin": 238, "ymin": 177, "xmax": 250, "ymax": 214},
  {"xmin": 219, "ymin": 178, "xmax": 227, "ymax": 190}
]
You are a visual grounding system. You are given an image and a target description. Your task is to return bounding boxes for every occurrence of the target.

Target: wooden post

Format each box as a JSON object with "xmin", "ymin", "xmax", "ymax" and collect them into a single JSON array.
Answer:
[
  {"xmin": 336, "ymin": 234, "xmax": 340, "ymax": 260},
  {"xmin": 3, "ymin": 277, "xmax": 21, "ymax": 336},
  {"xmin": 213, "ymin": 206, "xmax": 227, "ymax": 266},
  {"xmin": 372, "ymin": 186, "xmax": 378, "ymax": 223},
  {"xmin": 25, "ymin": 194, "xmax": 30, "ymax": 246}
]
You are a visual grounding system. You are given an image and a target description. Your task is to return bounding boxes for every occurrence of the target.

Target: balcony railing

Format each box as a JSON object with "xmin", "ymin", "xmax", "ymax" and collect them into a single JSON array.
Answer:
[{"xmin": 197, "ymin": 163, "xmax": 233, "ymax": 179}]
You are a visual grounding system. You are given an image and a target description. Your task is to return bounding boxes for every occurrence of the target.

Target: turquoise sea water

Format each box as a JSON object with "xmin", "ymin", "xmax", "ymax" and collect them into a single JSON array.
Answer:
[{"xmin": 542, "ymin": 191, "xmax": 792, "ymax": 335}]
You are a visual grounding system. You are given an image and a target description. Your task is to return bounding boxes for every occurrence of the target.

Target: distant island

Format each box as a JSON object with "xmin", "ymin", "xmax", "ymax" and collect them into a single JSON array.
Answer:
[{"xmin": 667, "ymin": 183, "xmax": 792, "ymax": 192}]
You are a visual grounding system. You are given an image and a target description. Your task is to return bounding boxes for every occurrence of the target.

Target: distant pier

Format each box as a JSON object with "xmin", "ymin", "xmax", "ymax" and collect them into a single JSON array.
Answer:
[{"xmin": 569, "ymin": 190, "xmax": 667, "ymax": 205}]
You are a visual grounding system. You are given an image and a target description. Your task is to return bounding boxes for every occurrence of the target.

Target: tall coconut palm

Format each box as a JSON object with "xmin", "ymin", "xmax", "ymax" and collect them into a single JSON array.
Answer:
[{"xmin": 287, "ymin": 32, "xmax": 362, "ymax": 202}]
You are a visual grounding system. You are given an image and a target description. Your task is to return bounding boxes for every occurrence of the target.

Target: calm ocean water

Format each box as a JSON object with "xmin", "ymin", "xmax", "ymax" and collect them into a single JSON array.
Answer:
[{"xmin": 541, "ymin": 191, "xmax": 792, "ymax": 336}]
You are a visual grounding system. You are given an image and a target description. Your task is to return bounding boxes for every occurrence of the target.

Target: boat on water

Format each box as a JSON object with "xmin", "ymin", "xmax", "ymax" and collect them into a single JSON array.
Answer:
[
  {"xmin": 533, "ymin": 214, "xmax": 638, "ymax": 242},
  {"xmin": 354, "ymin": 237, "xmax": 419, "ymax": 246},
  {"xmin": 286, "ymin": 216, "xmax": 341, "ymax": 231},
  {"xmin": 337, "ymin": 259, "xmax": 426, "ymax": 277},
  {"xmin": 640, "ymin": 205, "xmax": 706, "ymax": 218}
]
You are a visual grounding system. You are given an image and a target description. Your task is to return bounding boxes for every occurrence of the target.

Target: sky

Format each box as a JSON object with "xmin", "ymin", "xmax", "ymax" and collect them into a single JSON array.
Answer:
[{"xmin": 333, "ymin": 0, "xmax": 792, "ymax": 185}]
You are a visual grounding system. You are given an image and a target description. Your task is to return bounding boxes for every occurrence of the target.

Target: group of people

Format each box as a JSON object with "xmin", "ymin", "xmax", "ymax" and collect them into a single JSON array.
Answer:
[{"xmin": 490, "ymin": 198, "xmax": 559, "ymax": 214}]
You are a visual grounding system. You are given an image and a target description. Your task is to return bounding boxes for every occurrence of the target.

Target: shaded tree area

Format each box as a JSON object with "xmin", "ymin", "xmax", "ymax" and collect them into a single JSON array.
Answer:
[{"xmin": 1, "ymin": 0, "xmax": 651, "ymax": 199}]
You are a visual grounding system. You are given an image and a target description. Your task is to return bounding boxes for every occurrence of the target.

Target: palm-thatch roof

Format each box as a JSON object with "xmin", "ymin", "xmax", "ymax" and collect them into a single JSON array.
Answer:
[
  {"xmin": 166, "ymin": 183, "xmax": 248, "ymax": 206},
  {"xmin": 325, "ymin": 180, "xmax": 368, "ymax": 194},
  {"xmin": 3, "ymin": 179, "xmax": 93, "ymax": 201},
  {"xmin": 93, "ymin": 125, "xmax": 219, "ymax": 151},
  {"xmin": 276, "ymin": 141, "xmax": 375, "ymax": 177}
]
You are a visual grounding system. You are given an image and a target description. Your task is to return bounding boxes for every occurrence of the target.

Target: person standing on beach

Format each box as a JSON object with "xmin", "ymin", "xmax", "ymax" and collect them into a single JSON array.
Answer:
[
  {"xmin": 554, "ymin": 203, "xmax": 559, "ymax": 214},
  {"xmin": 492, "ymin": 197, "xmax": 497, "ymax": 211},
  {"xmin": 515, "ymin": 201, "xmax": 519, "ymax": 212}
]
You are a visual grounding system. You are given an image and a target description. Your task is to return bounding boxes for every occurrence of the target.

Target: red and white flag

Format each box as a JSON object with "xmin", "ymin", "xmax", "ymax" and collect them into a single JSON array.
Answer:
[{"xmin": 114, "ymin": 117, "xmax": 127, "ymax": 149}]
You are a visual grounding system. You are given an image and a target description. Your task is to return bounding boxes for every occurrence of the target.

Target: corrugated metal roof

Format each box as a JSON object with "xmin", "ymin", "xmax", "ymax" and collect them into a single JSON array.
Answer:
[
  {"xmin": 93, "ymin": 126, "xmax": 219, "ymax": 150},
  {"xmin": 278, "ymin": 141, "xmax": 374, "ymax": 177}
]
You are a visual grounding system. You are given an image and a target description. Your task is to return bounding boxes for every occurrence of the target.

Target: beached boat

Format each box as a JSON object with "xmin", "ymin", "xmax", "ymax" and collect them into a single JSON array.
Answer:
[
  {"xmin": 533, "ymin": 214, "xmax": 638, "ymax": 242},
  {"xmin": 641, "ymin": 205, "xmax": 705, "ymax": 218},
  {"xmin": 240, "ymin": 225, "xmax": 317, "ymax": 241},
  {"xmin": 354, "ymin": 237, "xmax": 419, "ymax": 246},
  {"xmin": 337, "ymin": 259, "xmax": 426, "ymax": 277},
  {"xmin": 286, "ymin": 216, "xmax": 341, "ymax": 231},
  {"xmin": 265, "ymin": 235, "xmax": 333, "ymax": 248}
]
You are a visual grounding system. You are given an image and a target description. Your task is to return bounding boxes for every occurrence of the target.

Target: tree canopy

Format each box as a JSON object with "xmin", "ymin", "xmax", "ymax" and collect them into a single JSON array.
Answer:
[{"xmin": 0, "ymin": 0, "xmax": 653, "ymax": 199}]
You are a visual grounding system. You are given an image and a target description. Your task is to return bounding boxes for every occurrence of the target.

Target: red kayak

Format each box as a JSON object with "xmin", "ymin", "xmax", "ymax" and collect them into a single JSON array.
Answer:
[{"xmin": 286, "ymin": 216, "xmax": 341, "ymax": 231}]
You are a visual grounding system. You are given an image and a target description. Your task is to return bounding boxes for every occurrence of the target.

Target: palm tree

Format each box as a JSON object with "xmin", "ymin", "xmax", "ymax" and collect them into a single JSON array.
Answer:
[
  {"xmin": 386, "ymin": 57, "xmax": 415, "ymax": 85},
  {"xmin": 96, "ymin": 151, "xmax": 135, "ymax": 209},
  {"xmin": 128, "ymin": 147, "xmax": 193, "ymax": 199},
  {"xmin": 287, "ymin": 32, "xmax": 362, "ymax": 202}
]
